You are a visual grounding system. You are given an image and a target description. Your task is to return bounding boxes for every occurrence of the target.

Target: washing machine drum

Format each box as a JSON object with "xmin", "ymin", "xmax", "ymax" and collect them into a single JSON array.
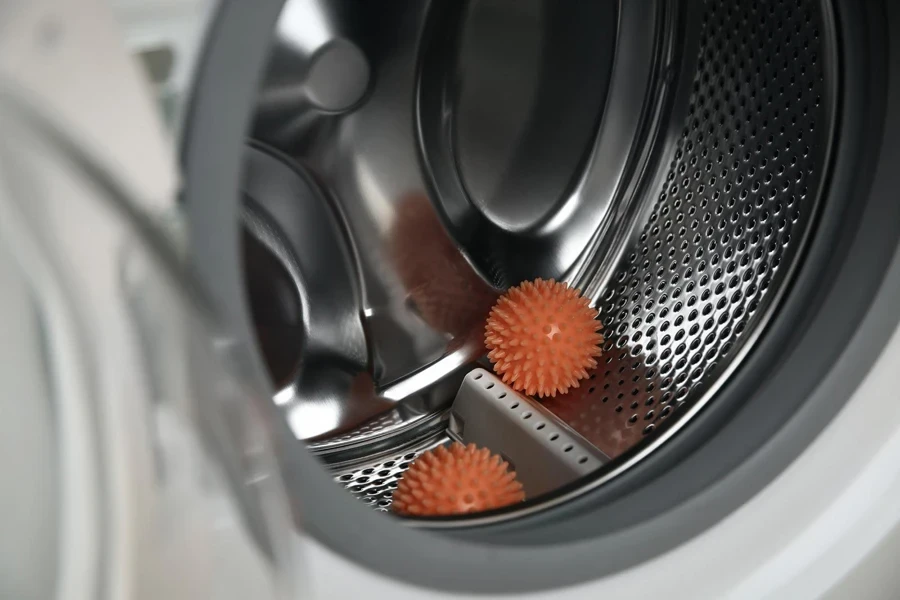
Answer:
[
  {"xmin": 176, "ymin": 0, "xmax": 900, "ymax": 594},
  {"xmin": 5, "ymin": 0, "xmax": 900, "ymax": 597},
  {"xmin": 177, "ymin": 0, "xmax": 900, "ymax": 594}
]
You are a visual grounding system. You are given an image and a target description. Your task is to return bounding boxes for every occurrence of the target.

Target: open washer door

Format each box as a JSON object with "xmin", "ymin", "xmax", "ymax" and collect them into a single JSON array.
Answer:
[
  {"xmin": 0, "ymin": 1, "xmax": 298, "ymax": 598},
  {"xmin": 177, "ymin": 0, "xmax": 900, "ymax": 598}
]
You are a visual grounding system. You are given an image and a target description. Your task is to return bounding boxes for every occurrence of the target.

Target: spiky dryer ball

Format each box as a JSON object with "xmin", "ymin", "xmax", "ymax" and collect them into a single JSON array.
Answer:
[
  {"xmin": 391, "ymin": 442, "xmax": 525, "ymax": 516},
  {"xmin": 485, "ymin": 278, "xmax": 603, "ymax": 398}
]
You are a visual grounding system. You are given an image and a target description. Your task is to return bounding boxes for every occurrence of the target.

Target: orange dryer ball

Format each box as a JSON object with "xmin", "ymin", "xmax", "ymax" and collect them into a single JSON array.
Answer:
[
  {"xmin": 485, "ymin": 278, "xmax": 603, "ymax": 398},
  {"xmin": 391, "ymin": 442, "xmax": 525, "ymax": 516}
]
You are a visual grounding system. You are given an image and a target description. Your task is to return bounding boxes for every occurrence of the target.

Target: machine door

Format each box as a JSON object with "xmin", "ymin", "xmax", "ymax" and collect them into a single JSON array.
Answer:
[{"xmin": 0, "ymin": 1, "xmax": 298, "ymax": 598}]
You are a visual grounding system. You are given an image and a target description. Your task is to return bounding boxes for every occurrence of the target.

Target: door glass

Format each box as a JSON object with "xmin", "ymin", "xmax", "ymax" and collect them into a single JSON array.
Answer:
[{"xmin": 0, "ymin": 76, "xmax": 297, "ymax": 599}]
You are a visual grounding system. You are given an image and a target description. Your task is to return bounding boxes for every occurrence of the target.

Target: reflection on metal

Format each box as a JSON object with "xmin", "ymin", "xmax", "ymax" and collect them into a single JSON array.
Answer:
[
  {"xmin": 254, "ymin": 0, "xmax": 370, "ymax": 144},
  {"xmin": 241, "ymin": 143, "xmax": 389, "ymax": 442},
  {"xmin": 246, "ymin": 0, "xmax": 661, "ymax": 445},
  {"xmin": 331, "ymin": 369, "xmax": 608, "ymax": 513},
  {"xmin": 246, "ymin": 0, "xmax": 835, "ymax": 504},
  {"xmin": 448, "ymin": 369, "xmax": 608, "ymax": 499},
  {"xmin": 418, "ymin": 0, "xmax": 650, "ymax": 286}
]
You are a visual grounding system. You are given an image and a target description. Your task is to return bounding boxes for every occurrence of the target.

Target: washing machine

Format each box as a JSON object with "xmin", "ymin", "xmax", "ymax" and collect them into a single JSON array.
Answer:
[{"xmin": 3, "ymin": 0, "xmax": 900, "ymax": 597}]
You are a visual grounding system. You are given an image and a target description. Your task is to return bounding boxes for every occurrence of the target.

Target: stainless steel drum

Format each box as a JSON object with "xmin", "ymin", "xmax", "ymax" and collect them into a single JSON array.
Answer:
[
  {"xmin": 180, "ymin": 0, "xmax": 900, "ymax": 589},
  {"xmin": 229, "ymin": 0, "xmax": 837, "ymax": 517}
]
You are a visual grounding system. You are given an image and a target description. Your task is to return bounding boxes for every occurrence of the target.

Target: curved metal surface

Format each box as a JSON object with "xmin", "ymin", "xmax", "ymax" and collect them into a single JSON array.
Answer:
[
  {"xmin": 242, "ymin": 0, "xmax": 837, "ymax": 525},
  {"xmin": 298, "ymin": 0, "xmax": 837, "ymax": 483},
  {"xmin": 241, "ymin": 143, "xmax": 389, "ymax": 441},
  {"xmin": 246, "ymin": 0, "xmax": 668, "ymax": 445},
  {"xmin": 417, "ymin": 0, "xmax": 658, "ymax": 287},
  {"xmin": 414, "ymin": 0, "xmax": 838, "ymax": 528},
  {"xmin": 439, "ymin": 0, "xmax": 616, "ymax": 231},
  {"xmin": 241, "ymin": 141, "xmax": 472, "ymax": 446},
  {"xmin": 543, "ymin": 0, "xmax": 837, "ymax": 458},
  {"xmin": 254, "ymin": 0, "xmax": 371, "ymax": 140},
  {"xmin": 319, "ymin": 0, "xmax": 837, "ymax": 469}
]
